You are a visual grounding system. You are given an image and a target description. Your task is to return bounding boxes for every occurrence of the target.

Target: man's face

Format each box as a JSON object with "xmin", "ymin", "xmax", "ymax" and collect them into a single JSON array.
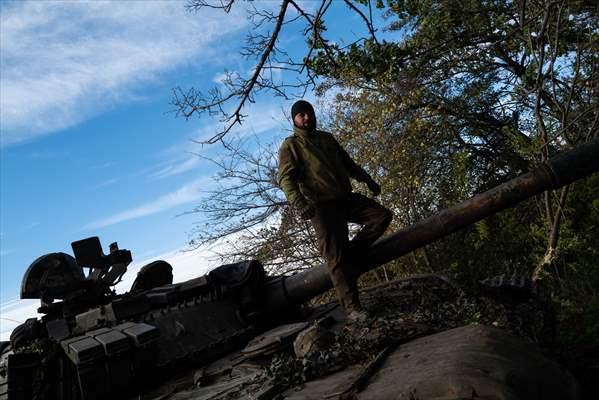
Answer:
[{"xmin": 294, "ymin": 112, "xmax": 314, "ymax": 129}]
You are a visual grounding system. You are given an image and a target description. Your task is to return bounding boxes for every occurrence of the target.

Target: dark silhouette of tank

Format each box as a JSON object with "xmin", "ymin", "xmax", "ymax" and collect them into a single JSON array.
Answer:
[
  {"xmin": 1, "ymin": 238, "xmax": 270, "ymax": 400},
  {"xmin": 1, "ymin": 138, "xmax": 598, "ymax": 400}
]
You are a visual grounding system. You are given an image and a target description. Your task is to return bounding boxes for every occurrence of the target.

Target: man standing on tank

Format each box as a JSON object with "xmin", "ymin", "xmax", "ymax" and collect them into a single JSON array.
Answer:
[{"xmin": 278, "ymin": 100, "xmax": 393, "ymax": 321}]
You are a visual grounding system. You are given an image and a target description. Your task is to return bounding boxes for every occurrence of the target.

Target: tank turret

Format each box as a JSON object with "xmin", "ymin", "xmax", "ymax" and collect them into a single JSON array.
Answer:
[{"xmin": 1, "ymin": 238, "xmax": 276, "ymax": 400}]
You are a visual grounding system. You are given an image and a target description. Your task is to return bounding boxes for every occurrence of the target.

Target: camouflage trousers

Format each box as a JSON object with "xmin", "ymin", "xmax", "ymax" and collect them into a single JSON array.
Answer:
[{"xmin": 311, "ymin": 193, "xmax": 392, "ymax": 312}]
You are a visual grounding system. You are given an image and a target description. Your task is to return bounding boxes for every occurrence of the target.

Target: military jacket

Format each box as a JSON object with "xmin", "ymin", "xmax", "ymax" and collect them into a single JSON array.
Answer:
[{"xmin": 278, "ymin": 126, "xmax": 371, "ymax": 210}]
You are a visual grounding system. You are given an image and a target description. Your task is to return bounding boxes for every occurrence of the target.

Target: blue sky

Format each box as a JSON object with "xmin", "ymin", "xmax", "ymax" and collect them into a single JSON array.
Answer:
[{"xmin": 0, "ymin": 0, "xmax": 388, "ymax": 340}]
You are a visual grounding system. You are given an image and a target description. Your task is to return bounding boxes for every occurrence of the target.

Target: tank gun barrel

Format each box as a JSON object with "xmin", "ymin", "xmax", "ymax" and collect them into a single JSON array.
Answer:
[{"xmin": 272, "ymin": 138, "xmax": 599, "ymax": 305}]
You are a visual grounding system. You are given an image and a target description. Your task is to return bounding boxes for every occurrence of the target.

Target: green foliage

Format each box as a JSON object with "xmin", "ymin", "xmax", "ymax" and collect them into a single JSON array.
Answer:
[
  {"xmin": 555, "ymin": 296, "xmax": 599, "ymax": 347},
  {"xmin": 309, "ymin": 1, "xmax": 599, "ymax": 356},
  {"xmin": 192, "ymin": 0, "xmax": 599, "ymax": 356}
]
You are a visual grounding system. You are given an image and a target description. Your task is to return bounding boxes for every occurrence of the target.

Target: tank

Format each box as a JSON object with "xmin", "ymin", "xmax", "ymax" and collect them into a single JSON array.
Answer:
[
  {"xmin": 1, "ymin": 237, "xmax": 274, "ymax": 400},
  {"xmin": 1, "ymin": 137, "xmax": 597, "ymax": 400}
]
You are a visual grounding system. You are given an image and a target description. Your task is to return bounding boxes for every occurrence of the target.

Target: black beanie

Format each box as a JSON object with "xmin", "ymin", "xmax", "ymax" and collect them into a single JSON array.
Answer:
[{"xmin": 291, "ymin": 100, "xmax": 316, "ymax": 125}]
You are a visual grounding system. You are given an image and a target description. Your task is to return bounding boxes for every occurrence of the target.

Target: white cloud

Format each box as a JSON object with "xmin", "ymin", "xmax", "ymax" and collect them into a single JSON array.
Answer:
[
  {"xmin": 94, "ymin": 177, "xmax": 121, "ymax": 189},
  {"xmin": 149, "ymin": 155, "xmax": 204, "ymax": 180},
  {"xmin": 0, "ymin": 0, "xmax": 247, "ymax": 146},
  {"xmin": 0, "ymin": 298, "xmax": 39, "ymax": 341},
  {"xmin": 29, "ymin": 150, "xmax": 70, "ymax": 160},
  {"xmin": 82, "ymin": 176, "xmax": 213, "ymax": 230},
  {"xmin": 89, "ymin": 161, "xmax": 116, "ymax": 170}
]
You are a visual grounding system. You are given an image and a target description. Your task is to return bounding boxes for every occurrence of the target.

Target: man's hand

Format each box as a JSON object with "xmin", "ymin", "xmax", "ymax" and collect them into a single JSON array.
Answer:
[
  {"xmin": 366, "ymin": 178, "xmax": 381, "ymax": 196},
  {"xmin": 298, "ymin": 204, "xmax": 315, "ymax": 220}
]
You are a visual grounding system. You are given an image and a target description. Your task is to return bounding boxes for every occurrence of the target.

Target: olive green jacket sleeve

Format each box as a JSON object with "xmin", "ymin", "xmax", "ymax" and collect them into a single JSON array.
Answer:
[
  {"xmin": 333, "ymin": 137, "xmax": 372, "ymax": 183},
  {"xmin": 278, "ymin": 138, "xmax": 309, "ymax": 211}
]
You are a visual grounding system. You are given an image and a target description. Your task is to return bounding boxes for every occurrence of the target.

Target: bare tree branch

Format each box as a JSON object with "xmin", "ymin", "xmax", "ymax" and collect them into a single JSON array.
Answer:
[
  {"xmin": 174, "ymin": 0, "xmax": 291, "ymax": 144},
  {"xmin": 342, "ymin": 0, "xmax": 379, "ymax": 45},
  {"xmin": 186, "ymin": 0, "xmax": 235, "ymax": 13}
]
